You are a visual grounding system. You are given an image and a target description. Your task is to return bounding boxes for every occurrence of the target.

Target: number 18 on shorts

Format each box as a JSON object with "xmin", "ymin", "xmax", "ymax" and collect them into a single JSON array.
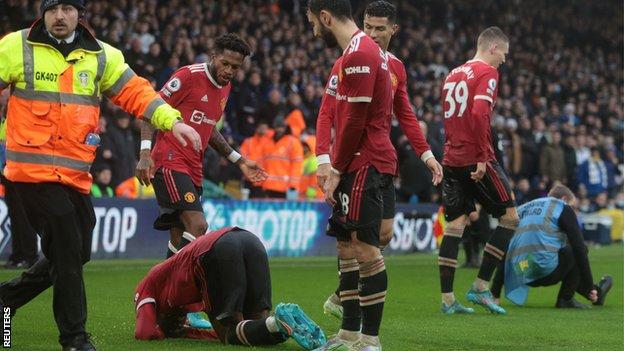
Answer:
[{"xmin": 327, "ymin": 165, "xmax": 384, "ymax": 247}]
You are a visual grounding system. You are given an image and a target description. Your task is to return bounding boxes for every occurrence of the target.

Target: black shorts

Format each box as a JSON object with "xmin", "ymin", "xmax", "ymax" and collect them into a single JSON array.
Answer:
[
  {"xmin": 152, "ymin": 167, "xmax": 203, "ymax": 230},
  {"xmin": 200, "ymin": 230, "xmax": 272, "ymax": 321},
  {"xmin": 327, "ymin": 164, "xmax": 384, "ymax": 247},
  {"xmin": 380, "ymin": 173, "xmax": 395, "ymax": 220},
  {"xmin": 442, "ymin": 161, "xmax": 515, "ymax": 221}
]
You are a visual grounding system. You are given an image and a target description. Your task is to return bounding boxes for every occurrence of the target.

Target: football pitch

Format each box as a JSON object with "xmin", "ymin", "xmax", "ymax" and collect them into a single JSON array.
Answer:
[{"xmin": 1, "ymin": 245, "xmax": 622, "ymax": 351}]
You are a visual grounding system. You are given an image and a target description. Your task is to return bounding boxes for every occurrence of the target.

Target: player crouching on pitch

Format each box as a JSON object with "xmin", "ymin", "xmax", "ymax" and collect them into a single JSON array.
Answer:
[{"xmin": 134, "ymin": 227, "xmax": 326, "ymax": 349}]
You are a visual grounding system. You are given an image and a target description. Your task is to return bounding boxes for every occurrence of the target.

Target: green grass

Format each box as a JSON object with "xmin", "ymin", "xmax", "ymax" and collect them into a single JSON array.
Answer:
[{"xmin": 1, "ymin": 245, "xmax": 622, "ymax": 350}]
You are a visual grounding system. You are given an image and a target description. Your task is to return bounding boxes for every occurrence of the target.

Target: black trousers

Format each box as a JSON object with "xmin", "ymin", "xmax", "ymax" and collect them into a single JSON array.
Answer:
[
  {"xmin": 0, "ymin": 183, "xmax": 95, "ymax": 345},
  {"xmin": 200, "ymin": 230, "xmax": 272, "ymax": 322},
  {"xmin": 0, "ymin": 175, "xmax": 38, "ymax": 264},
  {"xmin": 528, "ymin": 245, "xmax": 580, "ymax": 300}
]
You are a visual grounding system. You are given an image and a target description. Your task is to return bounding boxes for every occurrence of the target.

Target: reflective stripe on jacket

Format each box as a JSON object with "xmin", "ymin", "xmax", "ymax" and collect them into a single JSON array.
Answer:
[
  {"xmin": 262, "ymin": 135, "xmax": 303, "ymax": 193},
  {"xmin": 505, "ymin": 197, "xmax": 567, "ymax": 305},
  {"xmin": 0, "ymin": 20, "xmax": 181, "ymax": 193}
]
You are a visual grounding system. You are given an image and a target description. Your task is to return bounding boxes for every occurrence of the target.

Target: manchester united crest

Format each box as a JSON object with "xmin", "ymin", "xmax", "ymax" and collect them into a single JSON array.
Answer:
[{"xmin": 184, "ymin": 192, "xmax": 196, "ymax": 203}]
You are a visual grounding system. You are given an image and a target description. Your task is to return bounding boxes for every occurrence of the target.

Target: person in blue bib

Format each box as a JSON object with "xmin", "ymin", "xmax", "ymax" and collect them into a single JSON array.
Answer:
[{"xmin": 502, "ymin": 184, "xmax": 612, "ymax": 308}]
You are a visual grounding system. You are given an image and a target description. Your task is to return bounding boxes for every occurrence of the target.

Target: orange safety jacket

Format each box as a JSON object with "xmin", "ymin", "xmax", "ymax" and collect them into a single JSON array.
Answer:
[
  {"xmin": 0, "ymin": 20, "xmax": 181, "ymax": 194},
  {"xmin": 240, "ymin": 133, "xmax": 270, "ymax": 187},
  {"xmin": 261, "ymin": 134, "xmax": 303, "ymax": 193},
  {"xmin": 285, "ymin": 108, "xmax": 306, "ymax": 138}
]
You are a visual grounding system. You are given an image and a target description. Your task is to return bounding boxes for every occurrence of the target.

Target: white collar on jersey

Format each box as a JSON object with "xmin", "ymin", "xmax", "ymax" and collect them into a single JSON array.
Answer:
[
  {"xmin": 203, "ymin": 62, "xmax": 223, "ymax": 89},
  {"xmin": 466, "ymin": 58, "xmax": 495, "ymax": 68},
  {"xmin": 343, "ymin": 30, "xmax": 366, "ymax": 55}
]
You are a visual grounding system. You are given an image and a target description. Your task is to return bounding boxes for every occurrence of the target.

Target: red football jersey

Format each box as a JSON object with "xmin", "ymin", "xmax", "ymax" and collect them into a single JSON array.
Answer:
[
  {"xmin": 316, "ymin": 48, "xmax": 430, "ymax": 173},
  {"xmin": 315, "ymin": 57, "xmax": 342, "ymax": 160},
  {"xmin": 442, "ymin": 59, "xmax": 499, "ymax": 166},
  {"xmin": 134, "ymin": 227, "xmax": 237, "ymax": 316},
  {"xmin": 332, "ymin": 31, "xmax": 395, "ymax": 174},
  {"xmin": 387, "ymin": 52, "xmax": 431, "ymax": 158},
  {"xmin": 151, "ymin": 63, "xmax": 231, "ymax": 186}
]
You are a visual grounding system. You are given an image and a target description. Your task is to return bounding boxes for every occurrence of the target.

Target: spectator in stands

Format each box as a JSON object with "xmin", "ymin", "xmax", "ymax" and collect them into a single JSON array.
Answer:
[
  {"xmin": 143, "ymin": 42, "xmax": 165, "ymax": 84},
  {"xmin": 514, "ymin": 178, "xmax": 534, "ymax": 206},
  {"xmin": 603, "ymin": 146, "xmax": 622, "ymax": 198},
  {"xmin": 540, "ymin": 131, "xmax": 567, "ymax": 184},
  {"xmin": 575, "ymin": 135, "xmax": 591, "ymax": 166},
  {"xmin": 561, "ymin": 103, "xmax": 580, "ymax": 126},
  {"xmin": 284, "ymin": 92, "xmax": 307, "ymax": 138},
  {"xmin": 257, "ymin": 89, "xmax": 287, "ymax": 129},
  {"xmin": 563, "ymin": 134, "xmax": 578, "ymax": 190},
  {"xmin": 263, "ymin": 69, "xmax": 286, "ymax": 98},
  {"xmin": 132, "ymin": 19, "xmax": 155, "ymax": 54},
  {"xmin": 577, "ymin": 147, "xmax": 609, "ymax": 199},
  {"xmin": 236, "ymin": 71, "xmax": 264, "ymax": 138},
  {"xmin": 301, "ymin": 84, "xmax": 321, "ymax": 128},
  {"xmin": 103, "ymin": 111, "xmax": 139, "ymax": 188},
  {"xmin": 504, "ymin": 119, "xmax": 522, "ymax": 180},
  {"xmin": 240, "ymin": 122, "xmax": 270, "ymax": 198},
  {"xmin": 262, "ymin": 119, "xmax": 303, "ymax": 198},
  {"xmin": 91, "ymin": 166, "xmax": 115, "ymax": 198},
  {"xmin": 126, "ymin": 39, "xmax": 149, "ymax": 78},
  {"xmin": 397, "ymin": 121, "xmax": 435, "ymax": 203},
  {"xmin": 519, "ymin": 116, "xmax": 539, "ymax": 180},
  {"xmin": 3, "ymin": 0, "xmax": 618, "ymax": 204},
  {"xmin": 156, "ymin": 56, "xmax": 180, "ymax": 90}
]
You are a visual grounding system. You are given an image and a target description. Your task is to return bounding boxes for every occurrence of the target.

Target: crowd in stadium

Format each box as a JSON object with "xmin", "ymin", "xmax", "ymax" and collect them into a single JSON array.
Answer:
[{"xmin": 1, "ymin": 0, "xmax": 622, "ymax": 211}]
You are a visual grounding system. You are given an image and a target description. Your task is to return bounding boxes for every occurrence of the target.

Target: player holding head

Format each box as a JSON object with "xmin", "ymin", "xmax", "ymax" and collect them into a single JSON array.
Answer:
[
  {"xmin": 134, "ymin": 227, "xmax": 326, "ymax": 349},
  {"xmin": 307, "ymin": 0, "xmax": 394, "ymax": 350},
  {"xmin": 319, "ymin": 0, "xmax": 443, "ymax": 321},
  {"xmin": 438, "ymin": 26, "xmax": 518, "ymax": 315}
]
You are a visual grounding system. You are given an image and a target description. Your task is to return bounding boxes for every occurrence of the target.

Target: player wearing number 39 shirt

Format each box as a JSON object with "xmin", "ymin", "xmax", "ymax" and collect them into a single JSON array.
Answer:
[{"xmin": 438, "ymin": 27, "xmax": 521, "ymax": 316}]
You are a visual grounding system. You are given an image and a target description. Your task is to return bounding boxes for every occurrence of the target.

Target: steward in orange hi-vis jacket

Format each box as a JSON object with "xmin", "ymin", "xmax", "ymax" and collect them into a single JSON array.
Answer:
[
  {"xmin": 261, "ymin": 119, "xmax": 303, "ymax": 198},
  {"xmin": 0, "ymin": 1, "xmax": 200, "ymax": 350}
]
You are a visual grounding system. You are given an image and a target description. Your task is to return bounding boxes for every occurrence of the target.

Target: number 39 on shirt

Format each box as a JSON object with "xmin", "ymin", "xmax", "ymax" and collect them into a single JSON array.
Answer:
[{"xmin": 443, "ymin": 80, "xmax": 468, "ymax": 119}]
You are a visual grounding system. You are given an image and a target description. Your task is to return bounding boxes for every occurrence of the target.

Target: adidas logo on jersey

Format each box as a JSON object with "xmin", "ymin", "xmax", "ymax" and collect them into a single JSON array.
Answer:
[{"xmin": 201, "ymin": 95, "xmax": 209, "ymax": 102}]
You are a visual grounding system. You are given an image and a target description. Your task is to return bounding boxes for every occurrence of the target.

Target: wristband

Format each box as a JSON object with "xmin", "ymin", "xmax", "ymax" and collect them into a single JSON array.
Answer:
[
  {"xmin": 227, "ymin": 150, "xmax": 242, "ymax": 163},
  {"xmin": 317, "ymin": 154, "xmax": 331, "ymax": 165},
  {"xmin": 140, "ymin": 140, "xmax": 152, "ymax": 150},
  {"xmin": 420, "ymin": 150, "xmax": 434, "ymax": 163}
]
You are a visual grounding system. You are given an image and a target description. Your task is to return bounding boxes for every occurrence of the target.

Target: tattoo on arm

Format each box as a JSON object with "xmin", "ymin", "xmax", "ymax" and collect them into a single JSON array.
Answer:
[
  {"xmin": 209, "ymin": 129, "xmax": 234, "ymax": 157},
  {"xmin": 141, "ymin": 119, "xmax": 156, "ymax": 141}
]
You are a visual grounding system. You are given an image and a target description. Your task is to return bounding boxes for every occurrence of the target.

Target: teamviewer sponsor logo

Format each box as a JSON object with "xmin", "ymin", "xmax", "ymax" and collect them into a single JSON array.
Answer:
[
  {"xmin": 190, "ymin": 110, "xmax": 206, "ymax": 124},
  {"xmin": 3, "ymin": 307, "xmax": 10, "ymax": 348},
  {"xmin": 344, "ymin": 66, "xmax": 370, "ymax": 75}
]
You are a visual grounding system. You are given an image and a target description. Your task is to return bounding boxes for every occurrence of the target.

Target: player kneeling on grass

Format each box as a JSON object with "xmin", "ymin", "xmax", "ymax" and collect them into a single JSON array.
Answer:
[
  {"xmin": 134, "ymin": 227, "xmax": 326, "ymax": 349},
  {"xmin": 492, "ymin": 184, "xmax": 613, "ymax": 309}
]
